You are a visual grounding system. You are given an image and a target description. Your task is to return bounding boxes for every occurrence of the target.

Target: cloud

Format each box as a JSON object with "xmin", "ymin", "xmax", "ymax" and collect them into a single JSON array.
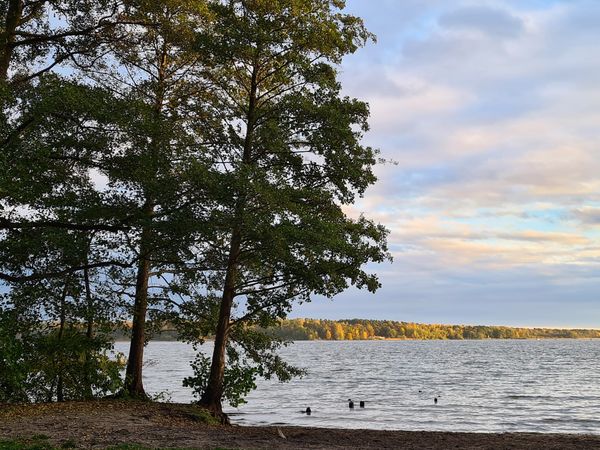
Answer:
[
  {"xmin": 365, "ymin": 77, "xmax": 472, "ymax": 134},
  {"xmin": 573, "ymin": 207, "xmax": 600, "ymax": 226},
  {"xmin": 439, "ymin": 6, "xmax": 525, "ymax": 38},
  {"xmin": 496, "ymin": 230, "xmax": 589, "ymax": 245},
  {"xmin": 335, "ymin": 0, "xmax": 600, "ymax": 326}
]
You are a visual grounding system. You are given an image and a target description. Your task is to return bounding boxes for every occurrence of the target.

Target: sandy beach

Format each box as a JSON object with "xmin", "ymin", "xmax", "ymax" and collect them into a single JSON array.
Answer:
[{"xmin": 1, "ymin": 400, "xmax": 599, "ymax": 449}]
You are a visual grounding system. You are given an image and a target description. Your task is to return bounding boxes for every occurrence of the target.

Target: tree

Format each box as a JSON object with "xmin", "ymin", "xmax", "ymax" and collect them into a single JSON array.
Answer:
[
  {"xmin": 0, "ymin": 0, "xmax": 159, "ymax": 283},
  {"xmin": 0, "ymin": 0, "xmax": 143, "ymax": 83},
  {"xmin": 0, "ymin": 227, "xmax": 124, "ymax": 402},
  {"xmin": 85, "ymin": 0, "xmax": 215, "ymax": 397},
  {"xmin": 1, "ymin": 0, "xmax": 220, "ymax": 400},
  {"xmin": 185, "ymin": 0, "xmax": 389, "ymax": 415},
  {"xmin": 0, "ymin": 1, "xmax": 136, "ymax": 400},
  {"xmin": 0, "ymin": 1, "xmax": 142, "ymax": 290},
  {"xmin": 333, "ymin": 323, "xmax": 345, "ymax": 340}
]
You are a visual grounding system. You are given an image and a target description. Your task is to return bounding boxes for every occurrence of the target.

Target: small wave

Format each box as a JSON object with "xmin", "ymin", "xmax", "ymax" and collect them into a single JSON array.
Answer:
[
  {"xmin": 541, "ymin": 417, "xmax": 569, "ymax": 424},
  {"xmin": 506, "ymin": 394, "xmax": 597, "ymax": 402},
  {"xmin": 505, "ymin": 395, "xmax": 547, "ymax": 400},
  {"xmin": 500, "ymin": 421, "xmax": 521, "ymax": 427},
  {"xmin": 541, "ymin": 417, "xmax": 600, "ymax": 425},
  {"xmin": 561, "ymin": 395, "xmax": 597, "ymax": 401},
  {"xmin": 462, "ymin": 361, "xmax": 483, "ymax": 366}
]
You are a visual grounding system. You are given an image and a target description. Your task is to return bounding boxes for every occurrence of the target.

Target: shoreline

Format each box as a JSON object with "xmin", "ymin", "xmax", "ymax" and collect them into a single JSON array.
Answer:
[
  {"xmin": 113, "ymin": 336, "xmax": 600, "ymax": 342},
  {"xmin": 1, "ymin": 401, "xmax": 599, "ymax": 449}
]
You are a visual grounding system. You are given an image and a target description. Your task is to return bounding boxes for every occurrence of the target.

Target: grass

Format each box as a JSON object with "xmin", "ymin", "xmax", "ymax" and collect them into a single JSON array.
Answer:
[
  {"xmin": 109, "ymin": 446, "xmax": 235, "ymax": 450},
  {"xmin": 179, "ymin": 406, "xmax": 221, "ymax": 426},
  {"xmin": 0, "ymin": 440, "xmax": 235, "ymax": 450},
  {"xmin": 0, "ymin": 435, "xmax": 53, "ymax": 450}
]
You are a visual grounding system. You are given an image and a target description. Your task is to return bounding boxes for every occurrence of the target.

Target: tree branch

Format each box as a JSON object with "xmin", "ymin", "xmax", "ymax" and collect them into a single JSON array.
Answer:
[{"xmin": 0, "ymin": 260, "xmax": 133, "ymax": 283}]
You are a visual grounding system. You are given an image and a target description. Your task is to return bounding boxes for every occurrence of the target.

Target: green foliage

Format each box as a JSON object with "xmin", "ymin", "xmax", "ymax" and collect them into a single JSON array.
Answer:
[
  {"xmin": 268, "ymin": 318, "xmax": 600, "ymax": 341},
  {"xmin": 184, "ymin": 349, "xmax": 258, "ymax": 408},
  {"xmin": 184, "ymin": 328, "xmax": 305, "ymax": 407},
  {"xmin": 24, "ymin": 330, "xmax": 124, "ymax": 402},
  {"xmin": 0, "ymin": 325, "xmax": 124, "ymax": 403},
  {"xmin": 1, "ymin": 278, "xmax": 124, "ymax": 403},
  {"xmin": 0, "ymin": 312, "xmax": 29, "ymax": 402}
]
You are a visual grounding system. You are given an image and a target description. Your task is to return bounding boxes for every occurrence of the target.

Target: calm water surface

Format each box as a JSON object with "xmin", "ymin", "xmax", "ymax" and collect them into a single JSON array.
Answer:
[{"xmin": 113, "ymin": 340, "xmax": 600, "ymax": 433}]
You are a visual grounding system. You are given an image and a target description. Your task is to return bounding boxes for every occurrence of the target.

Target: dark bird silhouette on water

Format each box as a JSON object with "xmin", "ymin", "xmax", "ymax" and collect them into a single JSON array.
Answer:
[
  {"xmin": 305, "ymin": 407, "xmax": 312, "ymax": 415},
  {"xmin": 359, "ymin": 401, "xmax": 365, "ymax": 408},
  {"xmin": 434, "ymin": 397, "xmax": 438, "ymax": 404},
  {"xmin": 348, "ymin": 399, "xmax": 354, "ymax": 409}
]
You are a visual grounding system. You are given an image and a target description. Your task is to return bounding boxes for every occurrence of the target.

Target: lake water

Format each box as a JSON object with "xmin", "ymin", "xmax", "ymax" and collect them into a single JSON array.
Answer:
[{"xmin": 113, "ymin": 339, "xmax": 600, "ymax": 434}]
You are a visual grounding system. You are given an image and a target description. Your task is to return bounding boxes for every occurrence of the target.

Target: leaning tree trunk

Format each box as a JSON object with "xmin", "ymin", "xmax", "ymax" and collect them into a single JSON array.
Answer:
[
  {"xmin": 56, "ymin": 282, "xmax": 68, "ymax": 402},
  {"xmin": 199, "ymin": 57, "xmax": 259, "ymax": 418},
  {"xmin": 123, "ymin": 39, "xmax": 168, "ymax": 398},
  {"xmin": 83, "ymin": 262, "xmax": 94, "ymax": 399},
  {"xmin": 124, "ymin": 207, "xmax": 153, "ymax": 398},
  {"xmin": 199, "ymin": 229, "xmax": 242, "ymax": 417}
]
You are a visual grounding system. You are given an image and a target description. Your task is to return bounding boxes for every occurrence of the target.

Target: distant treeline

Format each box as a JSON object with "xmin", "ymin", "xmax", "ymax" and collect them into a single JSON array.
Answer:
[
  {"xmin": 110, "ymin": 318, "xmax": 600, "ymax": 341},
  {"xmin": 266, "ymin": 318, "xmax": 600, "ymax": 340}
]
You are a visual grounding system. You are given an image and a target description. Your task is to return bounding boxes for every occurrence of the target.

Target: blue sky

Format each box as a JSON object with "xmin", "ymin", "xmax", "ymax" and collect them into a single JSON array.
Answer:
[{"xmin": 293, "ymin": 0, "xmax": 600, "ymax": 328}]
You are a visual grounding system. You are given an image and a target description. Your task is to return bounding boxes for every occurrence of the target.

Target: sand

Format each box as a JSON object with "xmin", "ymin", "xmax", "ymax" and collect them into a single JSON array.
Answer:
[{"xmin": 1, "ymin": 400, "xmax": 599, "ymax": 449}]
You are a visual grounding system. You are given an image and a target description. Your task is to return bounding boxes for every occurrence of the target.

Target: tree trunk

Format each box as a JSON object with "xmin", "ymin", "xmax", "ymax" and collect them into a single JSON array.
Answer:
[
  {"xmin": 0, "ymin": 0, "xmax": 22, "ymax": 81},
  {"xmin": 123, "ymin": 37, "xmax": 167, "ymax": 399},
  {"xmin": 199, "ymin": 229, "xmax": 242, "ymax": 415},
  {"xmin": 124, "ymin": 202, "xmax": 153, "ymax": 398},
  {"xmin": 199, "ymin": 55, "xmax": 260, "ymax": 417},
  {"xmin": 83, "ymin": 263, "xmax": 94, "ymax": 399},
  {"xmin": 56, "ymin": 282, "xmax": 67, "ymax": 402}
]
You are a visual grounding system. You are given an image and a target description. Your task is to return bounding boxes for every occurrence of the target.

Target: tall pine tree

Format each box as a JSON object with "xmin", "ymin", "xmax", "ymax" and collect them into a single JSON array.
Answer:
[{"xmin": 187, "ymin": 0, "xmax": 389, "ymax": 415}]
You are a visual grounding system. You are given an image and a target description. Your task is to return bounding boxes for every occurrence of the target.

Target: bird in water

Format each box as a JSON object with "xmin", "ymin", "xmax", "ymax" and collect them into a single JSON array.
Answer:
[
  {"xmin": 348, "ymin": 399, "xmax": 354, "ymax": 409},
  {"xmin": 359, "ymin": 401, "xmax": 365, "ymax": 408},
  {"xmin": 305, "ymin": 407, "xmax": 312, "ymax": 415},
  {"xmin": 434, "ymin": 397, "xmax": 438, "ymax": 404}
]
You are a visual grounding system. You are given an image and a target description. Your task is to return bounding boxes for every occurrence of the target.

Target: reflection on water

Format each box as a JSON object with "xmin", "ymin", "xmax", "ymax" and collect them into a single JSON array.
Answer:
[{"xmin": 113, "ymin": 339, "xmax": 600, "ymax": 434}]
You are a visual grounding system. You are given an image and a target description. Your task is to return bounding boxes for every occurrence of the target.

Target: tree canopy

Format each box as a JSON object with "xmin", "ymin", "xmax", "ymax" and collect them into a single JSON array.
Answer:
[{"xmin": 0, "ymin": 0, "xmax": 389, "ymax": 417}]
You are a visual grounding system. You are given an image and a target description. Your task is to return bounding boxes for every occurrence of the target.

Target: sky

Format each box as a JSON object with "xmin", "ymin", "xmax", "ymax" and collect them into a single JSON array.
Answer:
[{"xmin": 292, "ymin": 0, "xmax": 600, "ymax": 328}]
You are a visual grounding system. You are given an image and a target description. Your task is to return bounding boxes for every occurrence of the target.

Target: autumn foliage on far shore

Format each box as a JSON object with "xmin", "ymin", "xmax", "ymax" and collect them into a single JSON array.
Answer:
[{"xmin": 267, "ymin": 318, "xmax": 600, "ymax": 341}]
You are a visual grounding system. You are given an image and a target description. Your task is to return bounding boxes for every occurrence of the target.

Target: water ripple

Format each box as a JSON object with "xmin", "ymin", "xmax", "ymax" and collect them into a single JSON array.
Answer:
[{"xmin": 114, "ymin": 339, "xmax": 600, "ymax": 434}]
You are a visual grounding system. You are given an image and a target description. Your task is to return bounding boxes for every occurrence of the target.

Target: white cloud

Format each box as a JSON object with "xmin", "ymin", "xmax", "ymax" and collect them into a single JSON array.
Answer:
[
  {"xmin": 439, "ymin": 5, "xmax": 525, "ymax": 38},
  {"xmin": 336, "ymin": 0, "xmax": 600, "ymax": 325}
]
